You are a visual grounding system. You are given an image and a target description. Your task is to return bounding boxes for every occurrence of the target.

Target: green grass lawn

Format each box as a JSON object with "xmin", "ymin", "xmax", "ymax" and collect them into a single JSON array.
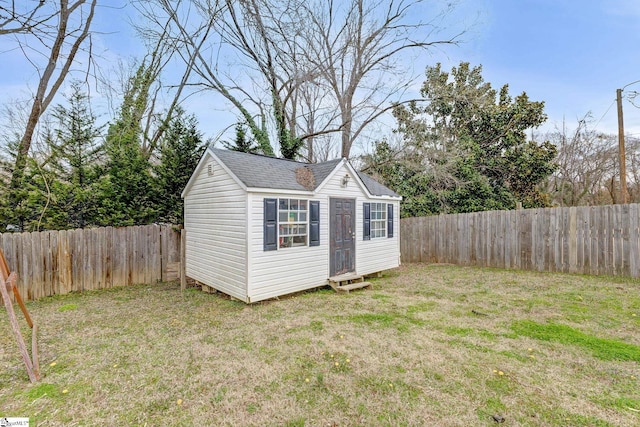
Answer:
[{"xmin": 1, "ymin": 264, "xmax": 639, "ymax": 426}]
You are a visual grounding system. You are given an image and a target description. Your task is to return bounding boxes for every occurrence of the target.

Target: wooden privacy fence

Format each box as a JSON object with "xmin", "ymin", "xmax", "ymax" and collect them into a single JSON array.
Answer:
[
  {"xmin": 0, "ymin": 224, "xmax": 182, "ymax": 301},
  {"xmin": 401, "ymin": 204, "xmax": 640, "ymax": 278}
]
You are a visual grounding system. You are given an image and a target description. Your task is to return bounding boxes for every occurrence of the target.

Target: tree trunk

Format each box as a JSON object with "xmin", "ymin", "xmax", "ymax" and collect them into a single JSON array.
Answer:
[{"xmin": 7, "ymin": 0, "xmax": 96, "ymax": 212}]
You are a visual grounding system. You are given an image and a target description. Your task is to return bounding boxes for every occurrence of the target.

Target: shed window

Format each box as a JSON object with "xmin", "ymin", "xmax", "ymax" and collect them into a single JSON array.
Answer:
[
  {"xmin": 278, "ymin": 199, "xmax": 308, "ymax": 248},
  {"xmin": 370, "ymin": 202, "xmax": 387, "ymax": 239}
]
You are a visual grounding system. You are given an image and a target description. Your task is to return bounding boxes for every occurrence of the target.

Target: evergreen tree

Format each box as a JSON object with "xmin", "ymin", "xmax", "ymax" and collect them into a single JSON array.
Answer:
[
  {"xmin": 0, "ymin": 136, "xmax": 38, "ymax": 231},
  {"xmin": 153, "ymin": 112, "xmax": 206, "ymax": 224},
  {"xmin": 96, "ymin": 63, "xmax": 155, "ymax": 226},
  {"xmin": 43, "ymin": 82, "xmax": 104, "ymax": 229},
  {"xmin": 222, "ymin": 123, "xmax": 259, "ymax": 154}
]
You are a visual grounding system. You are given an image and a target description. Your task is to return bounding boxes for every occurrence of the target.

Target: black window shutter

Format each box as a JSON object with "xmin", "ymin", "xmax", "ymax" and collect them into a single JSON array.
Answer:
[
  {"xmin": 387, "ymin": 203, "xmax": 394, "ymax": 238},
  {"xmin": 264, "ymin": 198, "xmax": 277, "ymax": 251},
  {"xmin": 309, "ymin": 200, "xmax": 320, "ymax": 246},
  {"xmin": 363, "ymin": 202, "xmax": 371, "ymax": 240}
]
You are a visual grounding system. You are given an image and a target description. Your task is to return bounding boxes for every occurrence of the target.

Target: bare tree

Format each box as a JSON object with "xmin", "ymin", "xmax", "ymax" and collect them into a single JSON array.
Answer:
[
  {"xmin": 0, "ymin": 1, "xmax": 57, "ymax": 35},
  {"xmin": 137, "ymin": 0, "xmax": 337, "ymax": 158},
  {"xmin": 296, "ymin": 80, "xmax": 342, "ymax": 162},
  {"xmin": 134, "ymin": 0, "xmax": 277, "ymax": 155},
  {"xmin": 543, "ymin": 116, "xmax": 620, "ymax": 206},
  {"xmin": 623, "ymin": 136, "xmax": 640, "ymax": 203},
  {"xmin": 302, "ymin": 0, "xmax": 462, "ymax": 158},
  {"xmin": 4, "ymin": 0, "xmax": 98, "ymax": 209},
  {"xmin": 123, "ymin": 1, "xmax": 217, "ymax": 160},
  {"xmin": 135, "ymin": 0, "xmax": 463, "ymax": 159}
]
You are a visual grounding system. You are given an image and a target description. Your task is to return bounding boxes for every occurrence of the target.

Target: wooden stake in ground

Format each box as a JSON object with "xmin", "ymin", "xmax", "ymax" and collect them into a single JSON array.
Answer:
[{"xmin": 0, "ymin": 250, "xmax": 39, "ymax": 382}]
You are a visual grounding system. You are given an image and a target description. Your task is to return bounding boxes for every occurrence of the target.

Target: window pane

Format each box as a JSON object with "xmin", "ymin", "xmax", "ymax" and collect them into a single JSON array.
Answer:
[
  {"xmin": 277, "ymin": 198, "xmax": 310, "ymax": 248},
  {"xmin": 280, "ymin": 236, "xmax": 292, "ymax": 248},
  {"xmin": 370, "ymin": 215, "xmax": 387, "ymax": 238}
]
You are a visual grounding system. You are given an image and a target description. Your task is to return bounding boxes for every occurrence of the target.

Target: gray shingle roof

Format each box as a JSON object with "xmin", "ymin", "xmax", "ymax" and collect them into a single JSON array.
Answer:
[
  {"xmin": 356, "ymin": 171, "xmax": 400, "ymax": 197},
  {"xmin": 210, "ymin": 147, "xmax": 398, "ymax": 197}
]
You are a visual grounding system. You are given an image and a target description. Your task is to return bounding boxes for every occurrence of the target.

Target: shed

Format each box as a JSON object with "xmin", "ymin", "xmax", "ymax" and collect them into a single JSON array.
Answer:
[{"xmin": 181, "ymin": 147, "xmax": 402, "ymax": 303}]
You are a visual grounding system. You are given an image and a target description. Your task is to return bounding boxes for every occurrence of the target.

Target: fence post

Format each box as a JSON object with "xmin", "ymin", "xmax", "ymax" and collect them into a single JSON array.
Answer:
[{"xmin": 180, "ymin": 229, "xmax": 186, "ymax": 292}]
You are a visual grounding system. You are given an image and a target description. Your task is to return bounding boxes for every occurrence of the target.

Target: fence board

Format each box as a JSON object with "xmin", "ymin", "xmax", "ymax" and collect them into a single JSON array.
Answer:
[
  {"xmin": 104, "ymin": 227, "xmax": 113, "ymax": 288},
  {"xmin": 0, "ymin": 224, "xmax": 182, "ymax": 301},
  {"xmin": 576, "ymin": 207, "xmax": 585, "ymax": 273},
  {"xmin": 41, "ymin": 232, "xmax": 52, "ymax": 298},
  {"xmin": 550, "ymin": 208, "xmax": 558, "ymax": 272},
  {"xmin": 613, "ymin": 205, "xmax": 622, "ymax": 276},
  {"xmin": 545, "ymin": 209, "xmax": 553, "ymax": 272},
  {"xmin": 160, "ymin": 225, "xmax": 168, "ymax": 282},
  {"xmin": 124, "ymin": 226, "xmax": 133, "ymax": 286},
  {"xmin": 622, "ymin": 205, "xmax": 631, "ymax": 276},
  {"xmin": 75, "ymin": 229, "xmax": 84, "ymax": 292},
  {"xmin": 401, "ymin": 203, "xmax": 640, "ymax": 278},
  {"xmin": 591, "ymin": 208, "xmax": 597, "ymax": 274},
  {"xmin": 139, "ymin": 225, "xmax": 147, "ymax": 284},
  {"xmin": 30, "ymin": 233, "xmax": 42, "ymax": 299},
  {"xmin": 428, "ymin": 216, "xmax": 435, "ymax": 263},
  {"xmin": 630, "ymin": 204, "xmax": 639, "ymax": 277},
  {"xmin": 49, "ymin": 231, "xmax": 59, "ymax": 295},
  {"xmin": 170, "ymin": 226, "xmax": 181, "ymax": 261},
  {"xmin": 475, "ymin": 213, "xmax": 483, "ymax": 267},
  {"xmin": 94, "ymin": 228, "xmax": 103, "ymax": 288}
]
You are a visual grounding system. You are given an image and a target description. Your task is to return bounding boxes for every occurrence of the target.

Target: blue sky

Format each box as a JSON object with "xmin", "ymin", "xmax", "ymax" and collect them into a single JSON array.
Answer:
[
  {"xmin": 1, "ymin": 0, "xmax": 639, "ymax": 144},
  {"xmin": 448, "ymin": 0, "xmax": 640, "ymax": 136}
]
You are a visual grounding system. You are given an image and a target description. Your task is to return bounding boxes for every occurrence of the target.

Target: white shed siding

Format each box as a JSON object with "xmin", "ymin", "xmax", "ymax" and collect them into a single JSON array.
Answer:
[
  {"xmin": 248, "ymin": 192, "xmax": 329, "ymax": 302},
  {"xmin": 321, "ymin": 164, "xmax": 401, "ymax": 276},
  {"xmin": 357, "ymin": 202, "xmax": 401, "ymax": 272},
  {"xmin": 184, "ymin": 155, "xmax": 247, "ymax": 300},
  {"xmin": 246, "ymin": 164, "xmax": 400, "ymax": 302}
]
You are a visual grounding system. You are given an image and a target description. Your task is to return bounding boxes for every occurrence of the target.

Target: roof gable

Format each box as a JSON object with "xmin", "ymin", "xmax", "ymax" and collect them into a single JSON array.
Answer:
[
  {"xmin": 210, "ymin": 148, "xmax": 342, "ymax": 192},
  {"xmin": 183, "ymin": 147, "xmax": 399, "ymax": 198}
]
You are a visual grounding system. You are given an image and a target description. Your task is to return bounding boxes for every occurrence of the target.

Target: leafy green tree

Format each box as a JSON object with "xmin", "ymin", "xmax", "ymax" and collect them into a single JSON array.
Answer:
[
  {"xmin": 153, "ymin": 112, "xmax": 206, "ymax": 224},
  {"xmin": 364, "ymin": 62, "xmax": 557, "ymax": 216}
]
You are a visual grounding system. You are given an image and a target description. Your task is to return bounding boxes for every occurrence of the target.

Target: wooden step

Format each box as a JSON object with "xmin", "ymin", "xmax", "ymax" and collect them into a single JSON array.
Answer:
[
  {"xmin": 330, "ymin": 281, "xmax": 372, "ymax": 294},
  {"xmin": 329, "ymin": 272, "xmax": 363, "ymax": 283}
]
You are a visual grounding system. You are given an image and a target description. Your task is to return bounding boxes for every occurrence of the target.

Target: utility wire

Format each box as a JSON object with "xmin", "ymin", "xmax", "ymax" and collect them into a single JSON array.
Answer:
[{"xmin": 593, "ymin": 99, "xmax": 616, "ymax": 129}]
